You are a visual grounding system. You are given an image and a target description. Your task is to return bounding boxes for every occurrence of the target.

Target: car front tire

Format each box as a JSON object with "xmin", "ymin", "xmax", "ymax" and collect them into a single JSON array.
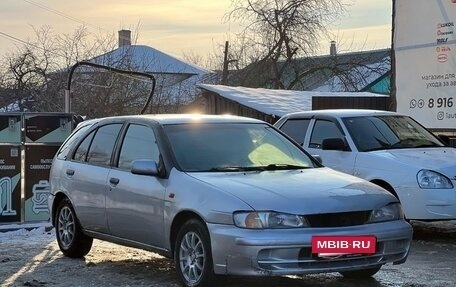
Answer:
[
  {"xmin": 55, "ymin": 198, "xmax": 93, "ymax": 258},
  {"xmin": 339, "ymin": 266, "xmax": 382, "ymax": 278},
  {"xmin": 175, "ymin": 219, "xmax": 214, "ymax": 287}
]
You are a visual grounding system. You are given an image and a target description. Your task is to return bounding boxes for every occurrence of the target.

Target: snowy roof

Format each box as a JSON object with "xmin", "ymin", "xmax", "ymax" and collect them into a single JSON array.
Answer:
[
  {"xmin": 313, "ymin": 57, "xmax": 391, "ymax": 92},
  {"xmin": 198, "ymin": 84, "xmax": 387, "ymax": 117},
  {"xmin": 91, "ymin": 45, "xmax": 209, "ymax": 75},
  {"xmin": 227, "ymin": 49, "xmax": 391, "ymax": 93}
]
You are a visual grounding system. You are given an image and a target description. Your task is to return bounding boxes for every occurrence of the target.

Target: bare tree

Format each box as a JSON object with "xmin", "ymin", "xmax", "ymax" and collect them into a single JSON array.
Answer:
[
  {"xmin": 0, "ymin": 26, "xmax": 56, "ymax": 111},
  {"xmin": 0, "ymin": 25, "xmax": 116, "ymax": 112},
  {"xmin": 0, "ymin": 25, "xmax": 157, "ymax": 117},
  {"xmin": 226, "ymin": 0, "xmax": 347, "ymax": 89},
  {"xmin": 1, "ymin": 24, "xmax": 213, "ymax": 117}
]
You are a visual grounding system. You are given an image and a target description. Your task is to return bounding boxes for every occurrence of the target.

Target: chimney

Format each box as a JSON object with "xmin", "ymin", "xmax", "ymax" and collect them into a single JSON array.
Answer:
[
  {"xmin": 118, "ymin": 30, "xmax": 131, "ymax": 47},
  {"xmin": 330, "ymin": 41, "xmax": 337, "ymax": 56}
]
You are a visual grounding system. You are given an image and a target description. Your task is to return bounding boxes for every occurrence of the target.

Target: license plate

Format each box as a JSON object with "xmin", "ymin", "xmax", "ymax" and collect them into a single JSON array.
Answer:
[{"xmin": 311, "ymin": 235, "xmax": 376, "ymax": 255}]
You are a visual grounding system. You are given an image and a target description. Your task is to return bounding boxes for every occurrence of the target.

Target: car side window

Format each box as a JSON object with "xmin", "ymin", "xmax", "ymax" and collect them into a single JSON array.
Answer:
[
  {"xmin": 73, "ymin": 130, "xmax": 96, "ymax": 162},
  {"xmin": 118, "ymin": 124, "xmax": 160, "ymax": 170},
  {"xmin": 279, "ymin": 119, "xmax": 310, "ymax": 145},
  {"xmin": 57, "ymin": 124, "xmax": 92, "ymax": 160},
  {"xmin": 309, "ymin": 120, "xmax": 344, "ymax": 149},
  {"xmin": 86, "ymin": 124, "xmax": 123, "ymax": 166}
]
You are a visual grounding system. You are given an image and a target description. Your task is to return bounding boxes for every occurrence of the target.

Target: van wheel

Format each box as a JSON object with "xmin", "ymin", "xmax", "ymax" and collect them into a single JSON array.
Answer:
[
  {"xmin": 175, "ymin": 219, "xmax": 214, "ymax": 287},
  {"xmin": 55, "ymin": 198, "xmax": 93, "ymax": 258}
]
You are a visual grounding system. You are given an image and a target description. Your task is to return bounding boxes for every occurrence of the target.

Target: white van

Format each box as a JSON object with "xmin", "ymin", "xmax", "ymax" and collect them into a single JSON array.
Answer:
[{"xmin": 275, "ymin": 109, "xmax": 456, "ymax": 221}]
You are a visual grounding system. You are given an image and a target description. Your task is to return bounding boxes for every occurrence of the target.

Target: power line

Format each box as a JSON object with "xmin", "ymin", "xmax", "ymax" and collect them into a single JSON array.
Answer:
[
  {"xmin": 22, "ymin": 0, "xmax": 106, "ymax": 32},
  {"xmin": 0, "ymin": 31, "xmax": 43, "ymax": 51},
  {"xmin": 0, "ymin": 30, "xmax": 66, "ymax": 58}
]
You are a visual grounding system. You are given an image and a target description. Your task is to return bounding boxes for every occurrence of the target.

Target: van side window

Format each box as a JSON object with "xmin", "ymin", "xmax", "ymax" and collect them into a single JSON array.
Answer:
[
  {"xmin": 309, "ymin": 120, "xmax": 344, "ymax": 149},
  {"xmin": 86, "ymin": 124, "xmax": 123, "ymax": 166},
  {"xmin": 73, "ymin": 130, "xmax": 96, "ymax": 162},
  {"xmin": 117, "ymin": 124, "xmax": 160, "ymax": 170},
  {"xmin": 279, "ymin": 119, "xmax": 310, "ymax": 145},
  {"xmin": 57, "ymin": 124, "xmax": 92, "ymax": 160}
]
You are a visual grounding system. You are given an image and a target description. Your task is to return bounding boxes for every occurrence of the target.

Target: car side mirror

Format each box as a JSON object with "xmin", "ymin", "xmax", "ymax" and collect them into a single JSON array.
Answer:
[
  {"xmin": 131, "ymin": 160, "xmax": 159, "ymax": 176},
  {"xmin": 322, "ymin": 138, "xmax": 348, "ymax": 151}
]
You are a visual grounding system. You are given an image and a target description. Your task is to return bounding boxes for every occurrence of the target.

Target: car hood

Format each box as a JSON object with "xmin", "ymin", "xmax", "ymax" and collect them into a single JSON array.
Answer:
[
  {"xmin": 370, "ymin": 147, "xmax": 456, "ymax": 176},
  {"xmin": 187, "ymin": 168, "xmax": 396, "ymax": 215}
]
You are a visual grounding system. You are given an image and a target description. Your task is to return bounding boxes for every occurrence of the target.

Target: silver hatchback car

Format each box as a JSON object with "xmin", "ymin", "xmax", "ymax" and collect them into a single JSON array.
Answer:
[{"xmin": 48, "ymin": 114, "xmax": 412, "ymax": 287}]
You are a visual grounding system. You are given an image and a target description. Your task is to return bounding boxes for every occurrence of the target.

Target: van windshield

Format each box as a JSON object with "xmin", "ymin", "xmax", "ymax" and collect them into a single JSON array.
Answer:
[
  {"xmin": 343, "ymin": 116, "xmax": 444, "ymax": 152},
  {"xmin": 164, "ymin": 123, "xmax": 316, "ymax": 172}
]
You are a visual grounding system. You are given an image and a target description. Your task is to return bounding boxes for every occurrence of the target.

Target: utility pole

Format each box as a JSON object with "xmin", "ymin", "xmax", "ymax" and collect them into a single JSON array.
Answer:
[
  {"xmin": 221, "ymin": 41, "xmax": 229, "ymax": 85},
  {"xmin": 390, "ymin": 0, "xmax": 397, "ymax": 111}
]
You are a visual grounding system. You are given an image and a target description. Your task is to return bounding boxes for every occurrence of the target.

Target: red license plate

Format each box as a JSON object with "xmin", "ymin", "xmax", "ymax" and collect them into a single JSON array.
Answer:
[{"xmin": 311, "ymin": 235, "xmax": 376, "ymax": 255}]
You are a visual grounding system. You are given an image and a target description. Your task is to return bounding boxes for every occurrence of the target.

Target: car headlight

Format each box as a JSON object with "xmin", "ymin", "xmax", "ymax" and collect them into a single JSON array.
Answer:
[
  {"xmin": 417, "ymin": 170, "xmax": 453, "ymax": 189},
  {"xmin": 233, "ymin": 211, "xmax": 309, "ymax": 229},
  {"xmin": 368, "ymin": 203, "xmax": 404, "ymax": 223}
]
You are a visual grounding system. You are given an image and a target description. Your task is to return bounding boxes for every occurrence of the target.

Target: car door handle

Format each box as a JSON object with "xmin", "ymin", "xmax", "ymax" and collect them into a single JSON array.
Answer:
[
  {"xmin": 109, "ymin": 177, "xmax": 120, "ymax": 185},
  {"xmin": 66, "ymin": 169, "xmax": 75, "ymax": 176}
]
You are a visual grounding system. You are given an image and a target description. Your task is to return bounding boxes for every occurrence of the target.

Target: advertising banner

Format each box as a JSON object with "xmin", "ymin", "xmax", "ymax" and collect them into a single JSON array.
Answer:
[
  {"xmin": 24, "ymin": 145, "xmax": 60, "ymax": 222},
  {"xmin": 395, "ymin": 0, "xmax": 456, "ymax": 129},
  {"xmin": 24, "ymin": 114, "xmax": 72, "ymax": 143},
  {"xmin": 0, "ymin": 114, "xmax": 21, "ymax": 143},
  {"xmin": 0, "ymin": 145, "xmax": 21, "ymax": 223}
]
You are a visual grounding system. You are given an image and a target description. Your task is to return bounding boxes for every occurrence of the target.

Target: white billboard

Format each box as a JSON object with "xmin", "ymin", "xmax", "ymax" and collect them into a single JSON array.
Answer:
[{"xmin": 394, "ymin": 0, "xmax": 456, "ymax": 129}]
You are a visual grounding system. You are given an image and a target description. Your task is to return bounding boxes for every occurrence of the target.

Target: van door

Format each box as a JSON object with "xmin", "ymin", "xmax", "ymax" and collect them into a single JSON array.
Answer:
[
  {"xmin": 106, "ymin": 123, "xmax": 166, "ymax": 248},
  {"xmin": 67, "ymin": 123, "xmax": 123, "ymax": 233},
  {"xmin": 305, "ymin": 118, "xmax": 357, "ymax": 175}
]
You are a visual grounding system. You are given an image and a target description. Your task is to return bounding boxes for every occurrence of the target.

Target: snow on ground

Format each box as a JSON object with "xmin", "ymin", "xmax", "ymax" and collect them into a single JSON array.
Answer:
[
  {"xmin": 0, "ymin": 221, "xmax": 455, "ymax": 287},
  {"xmin": 0, "ymin": 226, "xmax": 54, "ymax": 244}
]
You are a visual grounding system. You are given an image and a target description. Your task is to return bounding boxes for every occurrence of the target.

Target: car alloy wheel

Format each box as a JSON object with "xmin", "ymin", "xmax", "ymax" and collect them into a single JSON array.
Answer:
[
  {"xmin": 57, "ymin": 205, "xmax": 75, "ymax": 249},
  {"xmin": 179, "ymin": 231, "xmax": 205, "ymax": 284},
  {"xmin": 175, "ymin": 219, "xmax": 214, "ymax": 287},
  {"xmin": 55, "ymin": 198, "xmax": 93, "ymax": 258}
]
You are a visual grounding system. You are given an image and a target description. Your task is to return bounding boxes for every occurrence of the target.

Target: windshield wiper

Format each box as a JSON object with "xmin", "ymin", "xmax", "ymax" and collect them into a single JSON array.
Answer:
[
  {"xmin": 257, "ymin": 164, "xmax": 310, "ymax": 171},
  {"xmin": 363, "ymin": 142, "xmax": 441, "ymax": 152},
  {"xmin": 363, "ymin": 147, "xmax": 385, "ymax": 152},
  {"xmin": 207, "ymin": 166, "xmax": 262, "ymax": 172},
  {"xmin": 391, "ymin": 137, "xmax": 422, "ymax": 148},
  {"xmin": 207, "ymin": 164, "xmax": 309, "ymax": 172},
  {"xmin": 415, "ymin": 143, "xmax": 441, "ymax": 148},
  {"xmin": 392, "ymin": 138, "xmax": 442, "ymax": 149}
]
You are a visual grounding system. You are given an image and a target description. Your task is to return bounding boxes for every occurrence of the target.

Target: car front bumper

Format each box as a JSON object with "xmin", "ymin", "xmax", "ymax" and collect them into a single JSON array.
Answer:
[
  {"xmin": 208, "ymin": 220, "xmax": 412, "ymax": 276},
  {"xmin": 398, "ymin": 186, "xmax": 456, "ymax": 220}
]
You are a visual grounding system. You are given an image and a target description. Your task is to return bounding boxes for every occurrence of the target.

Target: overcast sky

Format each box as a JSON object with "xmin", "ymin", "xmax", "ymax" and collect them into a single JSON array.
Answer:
[{"xmin": 0, "ymin": 0, "xmax": 392, "ymax": 60}]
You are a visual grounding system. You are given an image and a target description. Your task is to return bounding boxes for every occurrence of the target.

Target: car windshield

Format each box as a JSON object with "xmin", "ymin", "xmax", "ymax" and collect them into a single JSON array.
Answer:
[
  {"xmin": 164, "ymin": 123, "xmax": 316, "ymax": 172},
  {"xmin": 343, "ymin": 115, "xmax": 444, "ymax": 152}
]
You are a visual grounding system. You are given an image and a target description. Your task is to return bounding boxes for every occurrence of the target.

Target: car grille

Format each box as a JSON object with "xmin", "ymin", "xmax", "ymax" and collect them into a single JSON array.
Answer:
[
  {"xmin": 305, "ymin": 211, "xmax": 371, "ymax": 227},
  {"xmin": 257, "ymin": 239, "xmax": 410, "ymax": 272}
]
